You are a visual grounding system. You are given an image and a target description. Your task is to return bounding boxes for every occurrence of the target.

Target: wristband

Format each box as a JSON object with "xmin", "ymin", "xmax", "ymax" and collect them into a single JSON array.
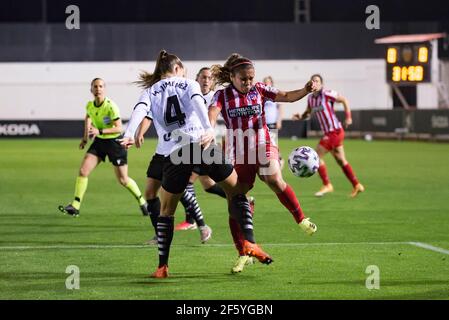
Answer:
[
  {"xmin": 99, "ymin": 129, "xmax": 103, "ymax": 135},
  {"xmin": 345, "ymin": 111, "xmax": 352, "ymax": 120}
]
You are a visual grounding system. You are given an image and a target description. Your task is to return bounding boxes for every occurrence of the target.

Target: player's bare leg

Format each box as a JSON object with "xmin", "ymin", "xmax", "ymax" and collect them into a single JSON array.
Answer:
[
  {"xmin": 114, "ymin": 165, "xmax": 148, "ymax": 215},
  {"xmin": 59, "ymin": 153, "xmax": 100, "ymax": 217}
]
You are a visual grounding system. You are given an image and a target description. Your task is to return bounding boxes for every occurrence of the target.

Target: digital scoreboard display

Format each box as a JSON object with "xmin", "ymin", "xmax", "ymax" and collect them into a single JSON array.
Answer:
[{"xmin": 386, "ymin": 43, "xmax": 431, "ymax": 84}]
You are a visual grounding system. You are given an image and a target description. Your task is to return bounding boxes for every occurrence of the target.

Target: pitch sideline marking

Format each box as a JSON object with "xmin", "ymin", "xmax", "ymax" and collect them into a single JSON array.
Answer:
[
  {"xmin": 0, "ymin": 241, "xmax": 448, "ymax": 256},
  {"xmin": 407, "ymin": 242, "xmax": 449, "ymax": 255}
]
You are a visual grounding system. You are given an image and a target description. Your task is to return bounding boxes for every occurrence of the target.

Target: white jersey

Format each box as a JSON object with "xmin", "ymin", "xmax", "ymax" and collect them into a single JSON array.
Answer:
[
  {"xmin": 264, "ymin": 100, "xmax": 279, "ymax": 125},
  {"xmin": 126, "ymin": 77, "xmax": 211, "ymax": 156},
  {"xmin": 203, "ymin": 90, "xmax": 215, "ymax": 108}
]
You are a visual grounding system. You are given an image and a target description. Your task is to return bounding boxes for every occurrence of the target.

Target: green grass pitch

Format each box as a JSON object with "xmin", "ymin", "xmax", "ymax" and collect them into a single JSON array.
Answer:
[{"xmin": 0, "ymin": 138, "xmax": 448, "ymax": 300}]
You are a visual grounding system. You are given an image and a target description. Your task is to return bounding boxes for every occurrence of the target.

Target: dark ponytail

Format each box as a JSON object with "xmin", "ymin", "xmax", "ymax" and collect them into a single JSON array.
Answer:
[{"xmin": 135, "ymin": 50, "xmax": 184, "ymax": 88}]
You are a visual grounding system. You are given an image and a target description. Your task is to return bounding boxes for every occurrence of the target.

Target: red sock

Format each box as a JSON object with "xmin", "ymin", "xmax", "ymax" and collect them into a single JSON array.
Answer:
[
  {"xmin": 342, "ymin": 163, "xmax": 359, "ymax": 187},
  {"xmin": 229, "ymin": 217, "xmax": 245, "ymax": 256},
  {"xmin": 276, "ymin": 184, "xmax": 305, "ymax": 224},
  {"xmin": 318, "ymin": 164, "xmax": 330, "ymax": 185}
]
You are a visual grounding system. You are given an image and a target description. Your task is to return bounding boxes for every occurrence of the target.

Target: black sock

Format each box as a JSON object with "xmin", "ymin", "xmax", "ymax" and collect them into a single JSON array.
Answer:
[
  {"xmin": 156, "ymin": 216, "xmax": 174, "ymax": 267},
  {"xmin": 205, "ymin": 184, "xmax": 226, "ymax": 199},
  {"xmin": 180, "ymin": 190, "xmax": 205, "ymax": 227},
  {"xmin": 147, "ymin": 197, "xmax": 160, "ymax": 234},
  {"xmin": 230, "ymin": 194, "xmax": 255, "ymax": 243}
]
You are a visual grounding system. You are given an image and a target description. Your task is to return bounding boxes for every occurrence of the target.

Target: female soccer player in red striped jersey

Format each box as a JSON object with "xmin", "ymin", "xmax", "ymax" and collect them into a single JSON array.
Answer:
[
  {"xmin": 292, "ymin": 74, "xmax": 365, "ymax": 198},
  {"xmin": 208, "ymin": 53, "xmax": 318, "ymax": 273}
]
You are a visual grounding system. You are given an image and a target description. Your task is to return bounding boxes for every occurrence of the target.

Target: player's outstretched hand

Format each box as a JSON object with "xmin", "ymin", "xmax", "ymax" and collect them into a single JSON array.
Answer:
[
  {"xmin": 136, "ymin": 135, "xmax": 145, "ymax": 148},
  {"xmin": 118, "ymin": 137, "xmax": 135, "ymax": 150},
  {"xmin": 79, "ymin": 139, "xmax": 87, "ymax": 150},
  {"xmin": 344, "ymin": 118, "xmax": 353, "ymax": 129},
  {"xmin": 305, "ymin": 80, "xmax": 315, "ymax": 93},
  {"xmin": 200, "ymin": 129, "xmax": 215, "ymax": 150}
]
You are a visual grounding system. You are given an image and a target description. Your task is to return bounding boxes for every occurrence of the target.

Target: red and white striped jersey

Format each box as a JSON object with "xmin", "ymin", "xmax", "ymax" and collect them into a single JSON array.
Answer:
[
  {"xmin": 210, "ymin": 82, "xmax": 278, "ymax": 164},
  {"xmin": 307, "ymin": 89, "xmax": 342, "ymax": 134}
]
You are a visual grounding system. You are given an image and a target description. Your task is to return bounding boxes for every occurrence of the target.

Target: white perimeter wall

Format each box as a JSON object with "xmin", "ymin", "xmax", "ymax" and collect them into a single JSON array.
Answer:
[{"xmin": 0, "ymin": 59, "xmax": 399, "ymax": 120}]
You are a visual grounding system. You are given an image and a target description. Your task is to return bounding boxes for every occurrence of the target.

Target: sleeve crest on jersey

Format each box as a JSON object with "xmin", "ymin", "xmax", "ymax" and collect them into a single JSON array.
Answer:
[{"xmin": 324, "ymin": 89, "xmax": 338, "ymax": 100}]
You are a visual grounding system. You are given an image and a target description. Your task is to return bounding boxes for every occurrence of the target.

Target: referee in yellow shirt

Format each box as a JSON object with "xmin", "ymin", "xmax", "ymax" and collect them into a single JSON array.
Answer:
[{"xmin": 59, "ymin": 78, "xmax": 148, "ymax": 216}]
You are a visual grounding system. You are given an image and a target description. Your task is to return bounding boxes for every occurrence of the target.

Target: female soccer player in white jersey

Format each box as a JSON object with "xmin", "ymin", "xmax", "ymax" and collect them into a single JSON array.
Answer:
[
  {"xmin": 121, "ymin": 50, "xmax": 272, "ymax": 278},
  {"xmin": 58, "ymin": 78, "xmax": 148, "ymax": 217},
  {"xmin": 292, "ymin": 74, "xmax": 364, "ymax": 198},
  {"xmin": 209, "ymin": 53, "xmax": 318, "ymax": 273},
  {"xmin": 127, "ymin": 68, "xmax": 218, "ymax": 245}
]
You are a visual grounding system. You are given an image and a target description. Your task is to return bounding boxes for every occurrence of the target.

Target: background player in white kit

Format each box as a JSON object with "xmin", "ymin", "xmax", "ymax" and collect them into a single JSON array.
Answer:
[
  {"xmin": 263, "ymin": 76, "xmax": 285, "ymax": 169},
  {"xmin": 121, "ymin": 50, "xmax": 273, "ymax": 278}
]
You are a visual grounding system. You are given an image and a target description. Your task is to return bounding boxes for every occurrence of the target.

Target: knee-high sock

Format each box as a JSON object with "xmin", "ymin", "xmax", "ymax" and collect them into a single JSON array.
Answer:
[
  {"xmin": 156, "ymin": 216, "xmax": 174, "ymax": 267},
  {"xmin": 318, "ymin": 164, "xmax": 331, "ymax": 185},
  {"xmin": 229, "ymin": 196, "xmax": 255, "ymax": 255},
  {"xmin": 184, "ymin": 183, "xmax": 196, "ymax": 224},
  {"xmin": 125, "ymin": 178, "xmax": 146, "ymax": 206},
  {"xmin": 342, "ymin": 163, "xmax": 359, "ymax": 187},
  {"xmin": 229, "ymin": 217, "xmax": 245, "ymax": 256},
  {"xmin": 205, "ymin": 184, "xmax": 226, "ymax": 199},
  {"xmin": 276, "ymin": 184, "xmax": 305, "ymax": 224},
  {"xmin": 180, "ymin": 190, "xmax": 205, "ymax": 227},
  {"xmin": 229, "ymin": 194, "xmax": 255, "ymax": 244},
  {"xmin": 71, "ymin": 176, "xmax": 88, "ymax": 210},
  {"xmin": 147, "ymin": 197, "xmax": 161, "ymax": 234}
]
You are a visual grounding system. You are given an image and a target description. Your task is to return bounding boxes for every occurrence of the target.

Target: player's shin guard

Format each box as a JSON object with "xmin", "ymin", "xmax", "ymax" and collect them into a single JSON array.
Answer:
[
  {"xmin": 205, "ymin": 184, "xmax": 227, "ymax": 199},
  {"xmin": 180, "ymin": 190, "xmax": 205, "ymax": 227},
  {"xmin": 156, "ymin": 216, "xmax": 174, "ymax": 267},
  {"xmin": 276, "ymin": 184, "xmax": 305, "ymax": 223},
  {"xmin": 229, "ymin": 194, "xmax": 255, "ymax": 244},
  {"xmin": 147, "ymin": 197, "xmax": 161, "ymax": 234}
]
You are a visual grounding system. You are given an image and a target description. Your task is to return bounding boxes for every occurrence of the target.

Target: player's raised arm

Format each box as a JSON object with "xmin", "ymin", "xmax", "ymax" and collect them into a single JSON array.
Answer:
[
  {"xmin": 274, "ymin": 80, "xmax": 316, "ymax": 103},
  {"xmin": 135, "ymin": 117, "xmax": 153, "ymax": 148},
  {"xmin": 120, "ymin": 93, "xmax": 151, "ymax": 148}
]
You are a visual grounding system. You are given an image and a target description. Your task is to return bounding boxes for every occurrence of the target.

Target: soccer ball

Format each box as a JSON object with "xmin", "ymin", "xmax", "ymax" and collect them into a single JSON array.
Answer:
[{"xmin": 288, "ymin": 146, "xmax": 320, "ymax": 178}]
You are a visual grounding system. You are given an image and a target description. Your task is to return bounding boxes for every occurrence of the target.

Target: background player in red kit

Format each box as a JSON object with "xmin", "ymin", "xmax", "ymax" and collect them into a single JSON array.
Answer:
[
  {"xmin": 209, "ymin": 53, "xmax": 318, "ymax": 273},
  {"xmin": 292, "ymin": 74, "xmax": 365, "ymax": 198}
]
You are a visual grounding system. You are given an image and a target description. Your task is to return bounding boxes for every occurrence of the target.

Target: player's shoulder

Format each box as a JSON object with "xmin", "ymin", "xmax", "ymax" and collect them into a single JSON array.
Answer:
[{"xmin": 323, "ymin": 88, "xmax": 338, "ymax": 98}]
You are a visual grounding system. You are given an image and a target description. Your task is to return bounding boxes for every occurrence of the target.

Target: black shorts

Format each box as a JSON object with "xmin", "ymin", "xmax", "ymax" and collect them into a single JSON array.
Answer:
[
  {"xmin": 161, "ymin": 143, "xmax": 234, "ymax": 194},
  {"xmin": 87, "ymin": 137, "xmax": 127, "ymax": 166},
  {"xmin": 192, "ymin": 165, "xmax": 209, "ymax": 176},
  {"xmin": 146, "ymin": 153, "xmax": 165, "ymax": 181}
]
